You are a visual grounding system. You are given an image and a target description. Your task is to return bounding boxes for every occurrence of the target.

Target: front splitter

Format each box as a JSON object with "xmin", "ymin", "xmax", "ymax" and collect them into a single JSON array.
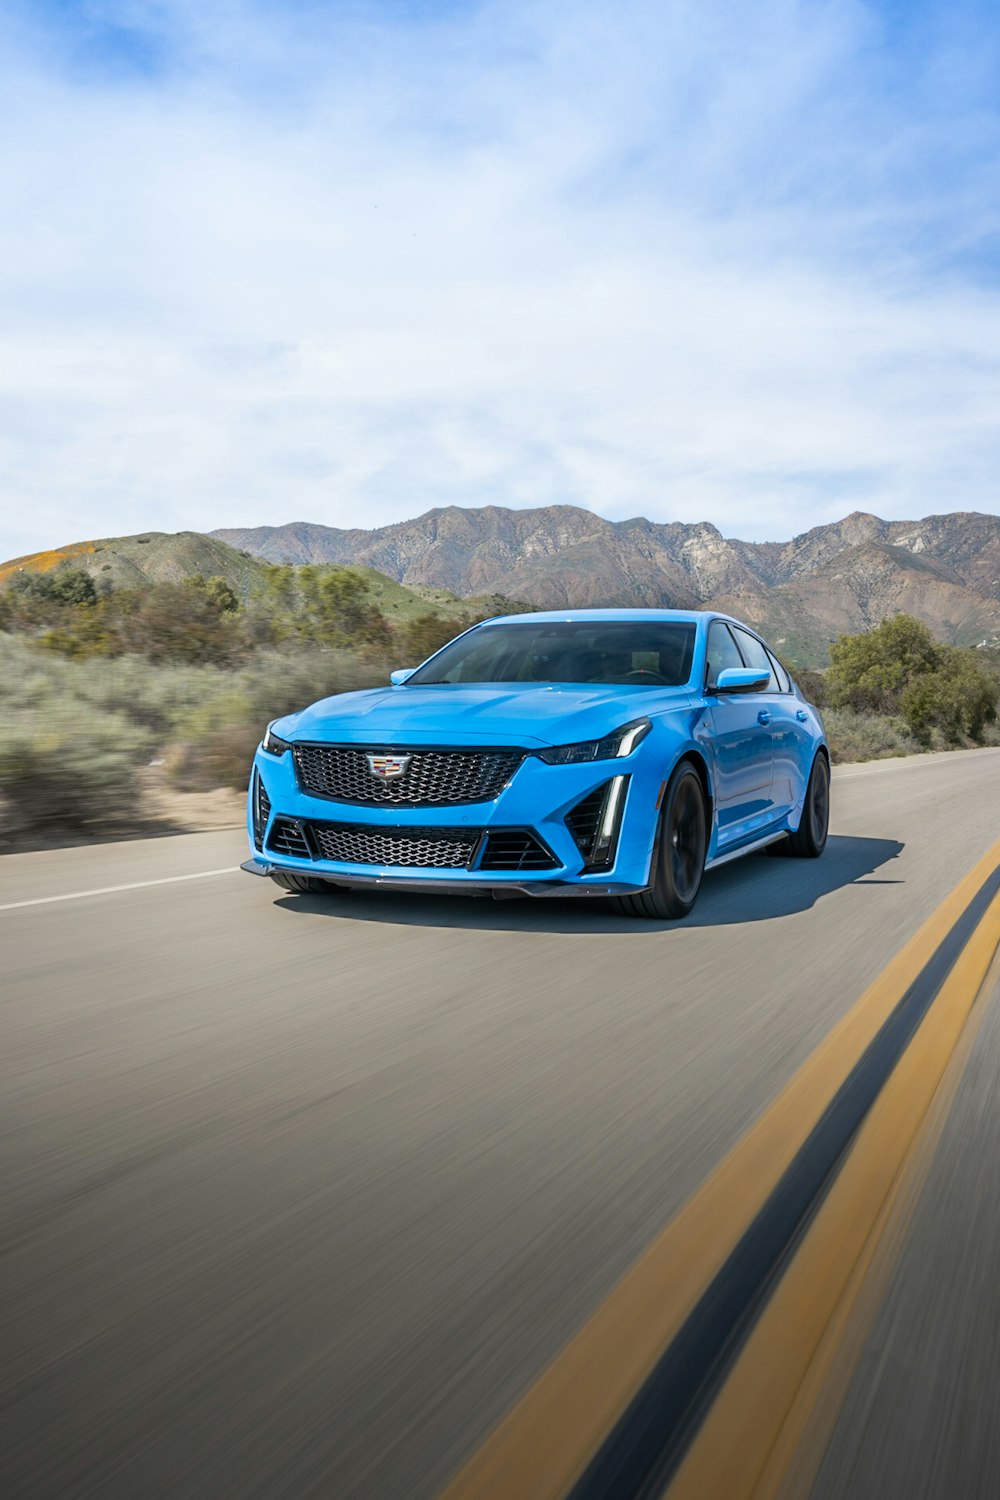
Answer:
[{"xmin": 240, "ymin": 857, "xmax": 645, "ymax": 900}]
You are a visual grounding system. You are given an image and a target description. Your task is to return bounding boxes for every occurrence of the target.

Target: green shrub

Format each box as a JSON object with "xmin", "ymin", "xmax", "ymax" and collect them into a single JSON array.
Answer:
[
  {"xmin": 822, "ymin": 707, "xmax": 923, "ymax": 764},
  {"xmin": 0, "ymin": 636, "xmax": 392, "ymax": 824},
  {"xmin": 0, "ymin": 703, "xmax": 152, "ymax": 834},
  {"xmin": 791, "ymin": 667, "xmax": 827, "ymax": 707},
  {"xmin": 827, "ymin": 615, "xmax": 942, "ymax": 714},
  {"xmin": 827, "ymin": 614, "xmax": 998, "ymax": 744},
  {"xmin": 901, "ymin": 657, "xmax": 997, "ymax": 744}
]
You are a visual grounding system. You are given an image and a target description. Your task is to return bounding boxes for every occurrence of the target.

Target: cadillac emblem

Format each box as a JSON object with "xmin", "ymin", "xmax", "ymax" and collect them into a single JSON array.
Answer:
[{"xmin": 367, "ymin": 753, "xmax": 411, "ymax": 780}]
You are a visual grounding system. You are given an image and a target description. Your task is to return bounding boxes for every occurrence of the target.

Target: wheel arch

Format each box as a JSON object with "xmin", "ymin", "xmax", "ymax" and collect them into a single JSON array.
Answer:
[{"xmin": 672, "ymin": 747, "xmax": 714, "ymax": 831}]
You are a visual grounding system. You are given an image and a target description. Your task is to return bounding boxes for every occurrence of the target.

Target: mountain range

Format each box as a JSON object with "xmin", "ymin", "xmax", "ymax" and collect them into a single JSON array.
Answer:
[
  {"xmin": 212, "ymin": 506, "xmax": 1000, "ymax": 663},
  {"xmin": 4, "ymin": 506, "xmax": 1000, "ymax": 666}
]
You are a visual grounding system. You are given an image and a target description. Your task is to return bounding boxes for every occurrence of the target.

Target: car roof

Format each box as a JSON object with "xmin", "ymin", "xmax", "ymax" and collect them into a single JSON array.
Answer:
[{"xmin": 477, "ymin": 608, "xmax": 742, "ymax": 627}]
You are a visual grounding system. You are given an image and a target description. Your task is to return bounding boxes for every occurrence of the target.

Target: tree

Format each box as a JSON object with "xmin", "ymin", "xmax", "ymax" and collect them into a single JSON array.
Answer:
[
  {"xmin": 48, "ymin": 568, "xmax": 99, "ymax": 606},
  {"xmin": 901, "ymin": 654, "xmax": 998, "ymax": 744},
  {"xmin": 7, "ymin": 565, "xmax": 97, "ymax": 609},
  {"xmin": 401, "ymin": 613, "xmax": 463, "ymax": 663},
  {"xmin": 827, "ymin": 614, "xmax": 998, "ymax": 744},
  {"xmin": 294, "ymin": 566, "xmax": 390, "ymax": 649},
  {"xmin": 826, "ymin": 615, "xmax": 942, "ymax": 714}
]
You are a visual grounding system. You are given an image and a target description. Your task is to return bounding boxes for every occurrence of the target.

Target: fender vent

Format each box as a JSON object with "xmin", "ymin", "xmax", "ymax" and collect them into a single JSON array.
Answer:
[
  {"xmin": 565, "ymin": 785, "xmax": 608, "ymax": 862},
  {"xmin": 252, "ymin": 774, "xmax": 271, "ymax": 851}
]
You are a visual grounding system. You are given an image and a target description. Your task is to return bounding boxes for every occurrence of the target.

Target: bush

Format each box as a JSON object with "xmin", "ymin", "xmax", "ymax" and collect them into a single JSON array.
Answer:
[
  {"xmin": 901, "ymin": 658, "xmax": 997, "ymax": 745},
  {"xmin": 826, "ymin": 614, "xmax": 998, "ymax": 744},
  {"xmin": 0, "ymin": 702, "xmax": 152, "ymax": 835},
  {"xmin": 791, "ymin": 667, "xmax": 827, "ymax": 707},
  {"xmin": 827, "ymin": 615, "xmax": 941, "ymax": 714},
  {"xmin": 822, "ymin": 707, "xmax": 923, "ymax": 764},
  {"xmin": 0, "ymin": 637, "xmax": 392, "ymax": 822}
]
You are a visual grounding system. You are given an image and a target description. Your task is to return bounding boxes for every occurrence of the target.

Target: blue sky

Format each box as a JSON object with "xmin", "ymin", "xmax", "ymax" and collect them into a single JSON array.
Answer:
[{"xmin": 1, "ymin": 0, "xmax": 999, "ymax": 557}]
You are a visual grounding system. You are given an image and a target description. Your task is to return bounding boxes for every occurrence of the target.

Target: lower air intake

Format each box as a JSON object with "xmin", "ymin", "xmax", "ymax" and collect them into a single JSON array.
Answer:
[
  {"xmin": 478, "ymin": 831, "xmax": 558, "ymax": 871},
  {"xmin": 308, "ymin": 822, "xmax": 477, "ymax": 869},
  {"xmin": 267, "ymin": 818, "xmax": 313, "ymax": 859}
]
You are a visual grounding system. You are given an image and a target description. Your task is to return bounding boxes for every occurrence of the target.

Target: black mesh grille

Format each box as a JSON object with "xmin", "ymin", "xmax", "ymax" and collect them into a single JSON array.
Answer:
[
  {"xmin": 293, "ymin": 744, "xmax": 524, "ymax": 806},
  {"xmin": 308, "ymin": 822, "xmax": 478, "ymax": 869},
  {"xmin": 478, "ymin": 831, "xmax": 558, "ymax": 872},
  {"xmin": 267, "ymin": 818, "xmax": 312, "ymax": 859},
  {"xmin": 565, "ymin": 784, "xmax": 608, "ymax": 861}
]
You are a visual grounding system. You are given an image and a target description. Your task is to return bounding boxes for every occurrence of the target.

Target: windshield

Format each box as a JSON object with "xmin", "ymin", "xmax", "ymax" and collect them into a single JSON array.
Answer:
[{"xmin": 407, "ymin": 621, "xmax": 697, "ymax": 687}]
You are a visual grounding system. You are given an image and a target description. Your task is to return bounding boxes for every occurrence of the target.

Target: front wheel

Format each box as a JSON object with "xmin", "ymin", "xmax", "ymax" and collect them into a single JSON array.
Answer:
[
  {"xmin": 783, "ymin": 752, "xmax": 830, "ymax": 858},
  {"xmin": 615, "ymin": 762, "xmax": 707, "ymax": 920}
]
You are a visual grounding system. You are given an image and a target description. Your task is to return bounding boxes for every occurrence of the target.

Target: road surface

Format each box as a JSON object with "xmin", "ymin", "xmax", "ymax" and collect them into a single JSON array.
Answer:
[{"xmin": 2, "ymin": 748, "xmax": 999, "ymax": 1498}]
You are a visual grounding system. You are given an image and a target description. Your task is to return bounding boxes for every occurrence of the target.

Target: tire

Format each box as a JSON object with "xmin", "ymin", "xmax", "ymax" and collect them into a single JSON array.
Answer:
[
  {"xmin": 615, "ymin": 762, "xmax": 708, "ymax": 920},
  {"xmin": 269, "ymin": 871, "xmax": 339, "ymax": 894},
  {"xmin": 783, "ymin": 752, "xmax": 830, "ymax": 858}
]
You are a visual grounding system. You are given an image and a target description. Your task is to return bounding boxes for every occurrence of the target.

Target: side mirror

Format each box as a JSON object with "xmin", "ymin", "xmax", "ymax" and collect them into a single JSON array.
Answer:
[
  {"xmin": 713, "ymin": 667, "xmax": 770, "ymax": 694},
  {"xmin": 390, "ymin": 668, "xmax": 416, "ymax": 686}
]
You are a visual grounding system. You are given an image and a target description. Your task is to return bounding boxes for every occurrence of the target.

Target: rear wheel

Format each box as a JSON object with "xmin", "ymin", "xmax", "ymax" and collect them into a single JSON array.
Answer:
[
  {"xmin": 615, "ymin": 762, "xmax": 707, "ymax": 920},
  {"xmin": 783, "ymin": 752, "xmax": 830, "ymax": 858},
  {"xmin": 269, "ymin": 872, "xmax": 339, "ymax": 894}
]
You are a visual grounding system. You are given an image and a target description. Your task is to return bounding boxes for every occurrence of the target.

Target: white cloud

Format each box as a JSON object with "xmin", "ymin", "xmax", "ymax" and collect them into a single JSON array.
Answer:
[{"xmin": 0, "ymin": 0, "xmax": 999, "ymax": 558}]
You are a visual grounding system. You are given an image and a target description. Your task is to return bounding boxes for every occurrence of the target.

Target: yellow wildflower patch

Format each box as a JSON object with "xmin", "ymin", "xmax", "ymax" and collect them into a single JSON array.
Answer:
[{"xmin": 0, "ymin": 541, "xmax": 96, "ymax": 584}]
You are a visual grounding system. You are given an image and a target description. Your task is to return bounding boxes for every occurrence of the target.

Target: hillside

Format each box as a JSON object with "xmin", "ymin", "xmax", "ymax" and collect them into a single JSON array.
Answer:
[
  {"xmin": 0, "ymin": 532, "xmax": 271, "ymax": 599},
  {"xmin": 0, "ymin": 532, "xmax": 526, "ymax": 624},
  {"xmin": 212, "ymin": 505, "xmax": 1000, "ymax": 661}
]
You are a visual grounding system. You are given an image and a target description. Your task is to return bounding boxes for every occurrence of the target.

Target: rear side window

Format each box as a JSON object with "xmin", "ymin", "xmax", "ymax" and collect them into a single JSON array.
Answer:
[
  {"xmin": 732, "ymin": 627, "xmax": 779, "ymax": 692},
  {"xmin": 706, "ymin": 621, "xmax": 745, "ymax": 689},
  {"xmin": 767, "ymin": 649, "xmax": 791, "ymax": 693}
]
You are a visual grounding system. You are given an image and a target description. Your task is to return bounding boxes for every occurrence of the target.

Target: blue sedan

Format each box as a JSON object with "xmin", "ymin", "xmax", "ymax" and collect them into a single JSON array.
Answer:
[{"xmin": 242, "ymin": 610, "xmax": 829, "ymax": 919}]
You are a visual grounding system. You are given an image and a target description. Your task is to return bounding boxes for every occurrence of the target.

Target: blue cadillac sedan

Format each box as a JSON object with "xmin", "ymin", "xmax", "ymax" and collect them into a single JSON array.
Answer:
[{"xmin": 242, "ymin": 610, "xmax": 829, "ymax": 919}]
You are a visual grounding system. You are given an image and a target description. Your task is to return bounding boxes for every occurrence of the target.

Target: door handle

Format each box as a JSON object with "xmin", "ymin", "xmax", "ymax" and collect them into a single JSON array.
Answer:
[
  {"xmin": 796, "ymin": 709, "xmax": 808, "ymax": 722},
  {"xmin": 757, "ymin": 710, "xmax": 771, "ymax": 726}
]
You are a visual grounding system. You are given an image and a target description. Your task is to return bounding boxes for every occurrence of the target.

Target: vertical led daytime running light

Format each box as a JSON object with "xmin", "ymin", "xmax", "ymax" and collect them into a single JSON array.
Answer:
[{"xmin": 599, "ymin": 775, "xmax": 627, "ymax": 839}]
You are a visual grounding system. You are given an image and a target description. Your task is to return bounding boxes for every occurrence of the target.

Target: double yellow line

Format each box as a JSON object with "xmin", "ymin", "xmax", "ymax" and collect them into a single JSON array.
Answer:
[{"xmin": 443, "ymin": 837, "xmax": 1000, "ymax": 1500}]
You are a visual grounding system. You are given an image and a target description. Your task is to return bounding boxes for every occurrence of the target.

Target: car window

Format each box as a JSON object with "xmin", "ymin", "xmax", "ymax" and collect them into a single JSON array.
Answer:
[
  {"xmin": 705, "ymin": 621, "xmax": 745, "ymax": 689},
  {"xmin": 407, "ymin": 621, "xmax": 697, "ymax": 686},
  {"xmin": 732, "ymin": 627, "xmax": 779, "ymax": 691},
  {"xmin": 766, "ymin": 648, "xmax": 791, "ymax": 693}
]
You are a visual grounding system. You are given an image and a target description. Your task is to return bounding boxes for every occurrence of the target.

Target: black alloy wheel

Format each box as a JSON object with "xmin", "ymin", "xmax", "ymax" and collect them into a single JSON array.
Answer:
[
  {"xmin": 783, "ymin": 752, "xmax": 830, "ymax": 858},
  {"xmin": 616, "ymin": 762, "xmax": 708, "ymax": 920}
]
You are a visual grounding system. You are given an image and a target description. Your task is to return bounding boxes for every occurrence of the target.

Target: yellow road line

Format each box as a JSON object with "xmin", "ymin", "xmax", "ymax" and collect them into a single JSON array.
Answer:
[
  {"xmin": 442, "ymin": 837, "xmax": 1000, "ymax": 1500},
  {"xmin": 768, "ymin": 943, "xmax": 1000, "ymax": 1500},
  {"xmin": 665, "ymin": 884, "xmax": 1000, "ymax": 1500}
]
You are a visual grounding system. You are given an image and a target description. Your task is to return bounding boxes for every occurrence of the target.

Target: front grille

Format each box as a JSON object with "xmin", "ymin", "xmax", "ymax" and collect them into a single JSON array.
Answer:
[
  {"xmin": 267, "ymin": 818, "xmax": 312, "ymax": 859},
  {"xmin": 308, "ymin": 822, "xmax": 478, "ymax": 869},
  {"xmin": 478, "ymin": 831, "xmax": 558, "ymax": 871},
  {"xmin": 293, "ymin": 744, "xmax": 525, "ymax": 806}
]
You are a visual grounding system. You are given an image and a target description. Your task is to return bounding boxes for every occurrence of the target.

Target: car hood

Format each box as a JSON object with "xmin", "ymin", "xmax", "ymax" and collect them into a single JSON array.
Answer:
[{"xmin": 278, "ymin": 682, "xmax": 696, "ymax": 748}]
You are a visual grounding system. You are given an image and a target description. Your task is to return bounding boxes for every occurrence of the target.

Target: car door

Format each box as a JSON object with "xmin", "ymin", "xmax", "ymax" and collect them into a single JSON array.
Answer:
[
  {"xmin": 704, "ymin": 620, "xmax": 775, "ymax": 843},
  {"xmin": 757, "ymin": 646, "xmax": 815, "ymax": 817}
]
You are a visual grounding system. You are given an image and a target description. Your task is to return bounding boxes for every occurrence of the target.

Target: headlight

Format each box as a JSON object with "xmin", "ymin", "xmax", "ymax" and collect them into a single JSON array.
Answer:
[
  {"xmin": 262, "ymin": 722, "xmax": 291, "ymax": 756},
  {"xmin": 538, "ymin": 717, "xmax": 651, "ymax": 765}
]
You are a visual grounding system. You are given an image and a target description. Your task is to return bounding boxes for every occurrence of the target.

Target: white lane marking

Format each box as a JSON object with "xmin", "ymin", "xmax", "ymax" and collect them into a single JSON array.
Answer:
[
  {"xmin": 835, "ymin": 749, "xmax": 1000, "ymax": 781},
  {"xmin": 0, "ymin": 867, "xmax": 239, "ymax": 913}
]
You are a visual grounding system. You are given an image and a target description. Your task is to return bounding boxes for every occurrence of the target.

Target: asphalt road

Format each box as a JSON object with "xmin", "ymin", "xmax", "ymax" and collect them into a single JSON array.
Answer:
[{"xmin": 2, "ymin": 748, "xmax": 1000, "ymax": 1499}]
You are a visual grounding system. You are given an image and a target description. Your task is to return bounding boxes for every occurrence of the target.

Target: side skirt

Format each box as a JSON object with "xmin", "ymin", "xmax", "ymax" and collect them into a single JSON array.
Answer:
[{"xmin": 705, "ymin": 829, "xmax": 789, "ymax": 871}]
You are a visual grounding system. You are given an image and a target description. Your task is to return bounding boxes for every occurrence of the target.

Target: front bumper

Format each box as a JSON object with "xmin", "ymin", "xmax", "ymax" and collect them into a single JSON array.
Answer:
[{"xmin": 245, "ymin": 737, "xmax": 664, "ymax": 895}]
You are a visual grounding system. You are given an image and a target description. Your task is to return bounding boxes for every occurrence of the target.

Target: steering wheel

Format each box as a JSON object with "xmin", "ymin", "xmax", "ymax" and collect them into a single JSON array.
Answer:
[{"xmin": 622, "ymin": 668, "xmax": 670, "ymax": 684}]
